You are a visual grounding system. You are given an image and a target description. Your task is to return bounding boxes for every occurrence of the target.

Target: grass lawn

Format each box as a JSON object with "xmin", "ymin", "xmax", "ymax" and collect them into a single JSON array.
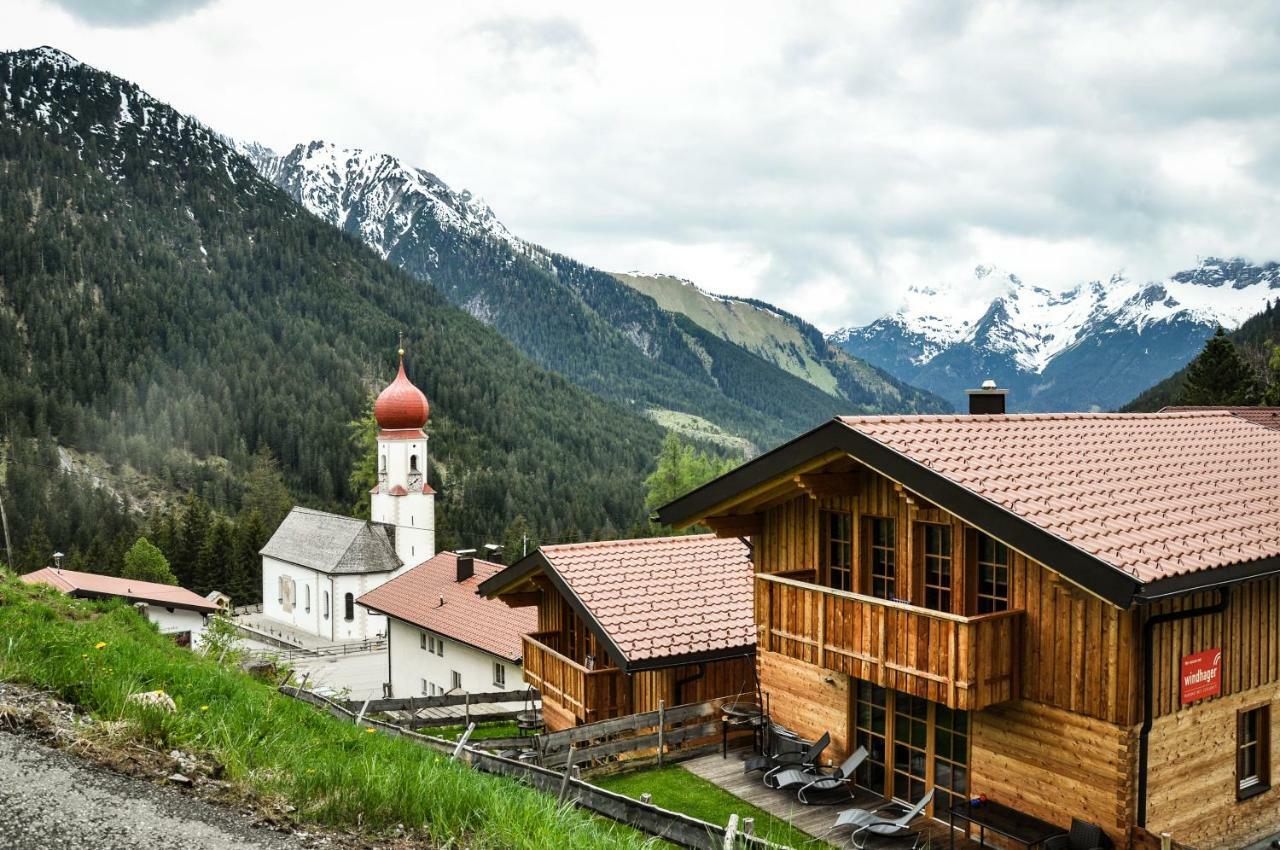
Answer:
[
  {"xmin": 595, "ymin": 764, "xmax": 826, "ymax": 848},
  {"xmin": 0, "ymin": 575, "xmax": 659, "ymax": 849},
  {"xmin": 432, "ymin": 720, "xmax": 522, "ymax": 742}
]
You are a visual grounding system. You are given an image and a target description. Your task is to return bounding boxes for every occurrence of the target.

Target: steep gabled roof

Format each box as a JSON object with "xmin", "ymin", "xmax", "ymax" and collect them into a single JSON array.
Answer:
[
  {"xmin": 357, "ymin": 552, "xmax": 534, "ymax": 663},
  {"xmin": 21, "ymin": 567, "xmax": 218, "ymax": 613},
  {"xmin": 260, "ymin": 507, "xmax": 400, "ymax": 575},
  {"xmin": 479, "ymin": 535, "xmax": 754, "ymax": 672},
  {"xmin": 658, "ymin": 411, "xmax": 1280, "ymax": 606}
]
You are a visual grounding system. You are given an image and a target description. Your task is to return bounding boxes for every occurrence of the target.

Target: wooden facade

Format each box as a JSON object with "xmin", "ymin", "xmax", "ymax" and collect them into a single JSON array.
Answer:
[
  {"xmin": 493, "ymin": 569, "xmax": 756, "ymax": 731},
  {"xmin": 690, "ymin": 454, "xmax": 1279, "ymax": 850}
]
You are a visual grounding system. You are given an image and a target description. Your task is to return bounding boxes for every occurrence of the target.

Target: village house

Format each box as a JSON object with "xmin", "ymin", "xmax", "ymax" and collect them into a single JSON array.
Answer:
[
  {"xmin": 258, "ymin": 350, "xmax": 435, "ymax": 642},
  {"xmin": 479, "ymin": 535, "xmax": 757, "ymax": 732},
  {"xmin": 357, "ymin": 549, "xmax": 535, "ymax": 699},
  {"xmin": 21, "ymin": 566, "xmax": 218, "ymax": 648},
  {"xmin": 655, "ymin": 389, "xmax": 1280, "ymax": 850}
]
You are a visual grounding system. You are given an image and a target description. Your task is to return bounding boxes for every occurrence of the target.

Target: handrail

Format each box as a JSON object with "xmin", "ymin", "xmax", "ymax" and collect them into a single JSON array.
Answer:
[
  {"xmin": 755, "ymin": 571, "xmax": 1023, "ymax": 623},
  {"xmin": 522, "ymin": 633, "xmax": 620, "ymax": 677}
]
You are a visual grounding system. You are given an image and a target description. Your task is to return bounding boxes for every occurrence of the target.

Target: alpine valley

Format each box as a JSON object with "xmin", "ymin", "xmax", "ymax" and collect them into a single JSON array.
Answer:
[{"xmin": 829, "ymin": 260, "xmax": 1280, "ymax": 412}]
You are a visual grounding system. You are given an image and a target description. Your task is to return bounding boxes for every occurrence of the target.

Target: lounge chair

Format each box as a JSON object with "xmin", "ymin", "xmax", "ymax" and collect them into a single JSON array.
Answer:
[
  {"xmin": 764, "ymin": 746, "xmax": 868, "ymax": 802},
  {"xmin": 835, "ymin": 788, "xmax": 933, "ymax": 849},
  {"xmin": 743, "ymin": 724, "xmax": 805, "ymax": 774},
  {"xmin": 762, "ymin": 731, "xmax": 832, "ymax": 787},
  {"xmin": 1044, "ymin": 819, "xmax": 1111, "ymax": 850}
]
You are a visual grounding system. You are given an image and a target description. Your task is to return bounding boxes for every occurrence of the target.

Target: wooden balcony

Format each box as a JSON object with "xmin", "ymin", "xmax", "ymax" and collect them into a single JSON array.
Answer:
[
  {"xmin": 756, "ymin": 573, "xmax": 1022, "ymax": 711},
  {"xmin": 521, "ymin": 631, "xmax": 630, "ymax": 726}
]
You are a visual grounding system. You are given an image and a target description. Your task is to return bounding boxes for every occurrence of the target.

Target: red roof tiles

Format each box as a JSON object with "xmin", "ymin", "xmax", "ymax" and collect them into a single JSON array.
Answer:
[
  {"xmin": 836, "ymin": 411, "xmax": 1280, "ymax": 584},
  {"xmin": 539, "ymin": 535, "xmax": 754, "ymax": 664},
  {"xmin": 357, "ymin": 552, "xmax": 535, "ymax": 662},
  {"xmin": 20, "ymin": 567, "xmax": 218, "ymax": 613},
  {"xmin": 1160, "ymin": 406, "xmax": 1280, "ymax": 431}
]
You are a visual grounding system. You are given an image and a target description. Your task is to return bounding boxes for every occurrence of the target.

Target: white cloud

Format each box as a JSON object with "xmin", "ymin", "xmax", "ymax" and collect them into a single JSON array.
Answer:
[{"xmin": 7, "ymin": 0, "xmax": 1280, "ymax": 330}]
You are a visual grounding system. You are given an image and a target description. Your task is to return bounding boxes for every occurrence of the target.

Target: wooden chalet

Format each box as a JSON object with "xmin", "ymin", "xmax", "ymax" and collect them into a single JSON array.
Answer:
[
  {"xmin": 656, "ymin": 391, "xmax": 1280, "ymax": 850},
  {"xmin": 478, "ymin": 535, "xmax": 757, "ymax": 732}
]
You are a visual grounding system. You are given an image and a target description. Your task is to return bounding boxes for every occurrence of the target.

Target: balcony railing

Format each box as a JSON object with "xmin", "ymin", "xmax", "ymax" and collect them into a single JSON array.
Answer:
[
  {"xmin": 756, "ymin": 573, "xmax": 1022, "ymax": 711},
  {"xmin": 521, "ymin": 631, "xmax": 629, "ymax": 724}
]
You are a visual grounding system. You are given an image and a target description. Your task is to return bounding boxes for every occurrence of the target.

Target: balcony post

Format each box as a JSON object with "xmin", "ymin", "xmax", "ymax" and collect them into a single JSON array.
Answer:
[{"xmin": 816, "ymin": 594, "xmax": 826, "ymax": 668}]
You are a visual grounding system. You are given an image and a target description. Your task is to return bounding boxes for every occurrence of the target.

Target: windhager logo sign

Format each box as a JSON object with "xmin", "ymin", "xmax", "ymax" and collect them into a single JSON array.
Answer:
[{"xmin": 1181, "ymin": 648, "xmax": 1223, "ymax": 705}]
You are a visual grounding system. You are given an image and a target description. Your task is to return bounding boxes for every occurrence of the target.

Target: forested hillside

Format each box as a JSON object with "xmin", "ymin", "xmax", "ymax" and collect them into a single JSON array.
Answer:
[
  {"xmin": 1123, "ymin": 300, "xmax": 1280, "ymax": 410},
  {"xmin": 0, "ymin": 47, "xmax": 665, "ymax": 582}
]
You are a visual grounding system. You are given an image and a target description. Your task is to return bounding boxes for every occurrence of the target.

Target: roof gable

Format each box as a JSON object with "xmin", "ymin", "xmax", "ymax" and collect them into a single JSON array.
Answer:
[
  {"xmin": 260, "ymin": 507, "xmax": 400, "ymax": 575},
  {"xmin": 20, "ymin": 567, "xmax": 218, "ymax": 613}
]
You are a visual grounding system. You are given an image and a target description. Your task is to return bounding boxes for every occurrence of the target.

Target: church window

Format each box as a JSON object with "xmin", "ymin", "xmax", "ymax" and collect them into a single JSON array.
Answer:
[
  {"xmin": 344, "ymin": 593, "xmax": 355, "ymax": 621},
  {"xmin": 410, "ymin": 454, "xmax": 419, "ymax": 472},
  {"xmin": 304, "ymin": 585, "xmax": 311, "ymax": 613},
  {"xmin": 379, "ymin": 455, "xmax": 386, "ymax": 472},
  {"xmin": 323, "ymin": 591, "xmax": 329, "ymax": 619}
]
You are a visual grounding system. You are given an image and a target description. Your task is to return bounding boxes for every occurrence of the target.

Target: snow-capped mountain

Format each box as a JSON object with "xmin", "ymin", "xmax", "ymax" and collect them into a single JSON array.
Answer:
[{"xmin": 830, "ymin": 259, "xmax": 1280, "ymax": 412}]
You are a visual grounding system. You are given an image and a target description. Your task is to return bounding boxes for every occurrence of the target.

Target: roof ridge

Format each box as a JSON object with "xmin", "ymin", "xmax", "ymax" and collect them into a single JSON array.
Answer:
[{"xmin": 543, "ymin": 533, "xmax": 718, "ymax": 552}]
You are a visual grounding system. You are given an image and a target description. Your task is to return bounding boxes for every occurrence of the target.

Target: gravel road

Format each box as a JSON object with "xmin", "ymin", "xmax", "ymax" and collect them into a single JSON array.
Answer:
[{"xmin": 0, "ymin": 732, "xmax": 311, "ymax": 850}]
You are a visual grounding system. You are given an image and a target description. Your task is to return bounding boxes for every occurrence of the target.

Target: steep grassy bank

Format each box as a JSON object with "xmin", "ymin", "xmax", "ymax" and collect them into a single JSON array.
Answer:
[{"xmin": 0, "ymin": 575, "xmax": 653, "ymax": 848}]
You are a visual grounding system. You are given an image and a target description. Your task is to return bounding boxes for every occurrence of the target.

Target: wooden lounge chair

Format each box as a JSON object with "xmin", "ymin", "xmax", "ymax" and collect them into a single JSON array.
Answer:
[
  {"xmin": 762, "ymin": 731, "xmax": 832, "ymax": 787},
  {"xmin": 764, "ymin": 746, "xmax": 868, "ymax": 803},
  {"xmin": 1044, "ymin": 819, "xmax": 1111, "ymax": 850},
  {"xmin": 835, "ymin": 788, "xmax": 933, "ymax": 849}
]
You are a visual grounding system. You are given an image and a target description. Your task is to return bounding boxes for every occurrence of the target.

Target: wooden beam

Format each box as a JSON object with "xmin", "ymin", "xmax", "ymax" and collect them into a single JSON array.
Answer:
[
  {"xmin": 498, "ymin": 592, "xmax": 542, "ymax": 608},
  {"xmin": 704, "ymin": 513, "xmax": 762, "ymax": 538},
  {"xmin": 794, "ymin": 472, "xmax": 859, "ymax": 500}
]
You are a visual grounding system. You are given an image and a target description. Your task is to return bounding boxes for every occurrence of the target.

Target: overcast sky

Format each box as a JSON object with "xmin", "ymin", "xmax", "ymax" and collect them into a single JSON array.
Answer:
[{"xmin": 8, "ymin": 0, "xmax": 1280, "ymax": 329}]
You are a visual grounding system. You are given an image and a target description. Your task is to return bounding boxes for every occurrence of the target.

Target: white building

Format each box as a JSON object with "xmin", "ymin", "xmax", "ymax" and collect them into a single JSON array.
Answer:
[
  {"xmin": 20, "ymin": 567, "xmax": 218, "ymax": 649},
  {"xmin": 258, "ymin": 349, "xmax": 437, "ymax": 641},
  {"xmin": 358, "ymin": 551, "xmax": 536, "ymax": 698}
]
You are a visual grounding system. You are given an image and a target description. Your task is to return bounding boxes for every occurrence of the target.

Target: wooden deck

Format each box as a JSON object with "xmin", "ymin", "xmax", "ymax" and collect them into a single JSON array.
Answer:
[{"xmin": 681, "ymin": 749, "xmax": 955, "ymax": 848}]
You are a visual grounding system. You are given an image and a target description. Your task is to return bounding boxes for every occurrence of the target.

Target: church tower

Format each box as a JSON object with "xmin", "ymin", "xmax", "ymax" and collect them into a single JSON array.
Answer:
[{"xmin": 370, "ymin": 347, "xmax": 435, "ymax": 571}]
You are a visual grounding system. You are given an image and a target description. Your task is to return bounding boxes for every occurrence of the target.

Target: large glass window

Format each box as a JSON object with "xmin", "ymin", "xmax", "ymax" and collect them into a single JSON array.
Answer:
[
  {"xmin": 921, "ymin": 524, "xmax": 952, "ymax": 612},
  {"xmin": 892, "ymin": 694, "xmax": 929, "ymax": 804},
  {"xmin": 976, "ymin": 534, "xmax": 1010, "ymax": 613},
  {"xmin": 822, "ymin": 511, "xmax": 853, "ymax": 592},
  {"xmin": 868, "ymin": 518, "xmax": 896, "ymax": 600},
  {"xmin": 934, "ymin": 705, "xmax": 970, "ymax": 815},
  {"xmin": 853, "ymin": 681, "xmax": 888, "ymax": 794}
]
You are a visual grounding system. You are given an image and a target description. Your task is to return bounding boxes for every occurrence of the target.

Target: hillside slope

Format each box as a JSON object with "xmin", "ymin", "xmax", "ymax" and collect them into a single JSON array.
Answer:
[
  {"xmin": 243, "ymin": 142, "xmax": 947, "ymax": 450},
  {"xmin": 612, "ymin": 271, "xmax": 945, "ymax": 412},
  {"xmin": 0, "ymin": 46, "xmax": 663, "ymax": 546},
  {"xmin": 830, "ymin": 260, "xmax": 1280, "ymax": 411}
]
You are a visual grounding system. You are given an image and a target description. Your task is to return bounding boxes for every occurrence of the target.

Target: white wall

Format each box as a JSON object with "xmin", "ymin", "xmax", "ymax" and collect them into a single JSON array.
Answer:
[
  {"xmin": 386, "ymin": 617, "xmax": 522, "ymax": 699},
  {"xmin": 373, "ymin": 432, "xmax": 435, "ymax": 570},
  {"xmin": 142, "ymin": 605, "xmax": 208, "ymax": 649},
  {"xmin": 261, "ymin": 556, "xmax": 388, "ymax": 642}
]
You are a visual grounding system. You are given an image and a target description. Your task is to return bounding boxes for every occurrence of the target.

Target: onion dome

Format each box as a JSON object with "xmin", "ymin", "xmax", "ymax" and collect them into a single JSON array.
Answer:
[{"xmin": 374, "ymin": 350, "xmax": 430, "ymax": 430}]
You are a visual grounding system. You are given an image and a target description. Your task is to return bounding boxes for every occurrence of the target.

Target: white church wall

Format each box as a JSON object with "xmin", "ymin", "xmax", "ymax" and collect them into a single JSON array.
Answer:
[
  {"xmin": 261, "ymin": 556, "xmax": 389, "ymax": 642},
  {"xmin": 386, "ymin": 617, "xmax": 522, "ymax": 700}
]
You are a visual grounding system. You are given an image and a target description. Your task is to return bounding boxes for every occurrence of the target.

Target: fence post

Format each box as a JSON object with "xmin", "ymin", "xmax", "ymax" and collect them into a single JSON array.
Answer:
[
  {"xmin": 742, "ymin": 817, "xmax": 754, "ymax": 836},
  {"xmin": 465, "ymin": 692, "xmax": 471, "ymax": 727},
  {"xmin": 557, "ymin": 746, "xmax": 577, "ymax": 805},
  {"xmin": 640, "ymin": 793, "xmax": 652, "ymax": 805},
  {"xmin": 354, "ymin": 696, "xmax": 372, "ymax": 727},
  {"xmin": 1160, "ymin": 834, "xmax": 1172, "ymax": 850},
  {"xmin": 723, "ymin": 814, "xmax": 739, "ymax": 850},
  {"xmin": 657, "ymin": 699, "xmax": 666, "ymax": 768},
  {"xmin": 451, "ymin": 723, "xmax": 475, "ymax": 760},
  {"xmin": 293, "ymin": 672, "xmax": 310, "ymax": 696}
]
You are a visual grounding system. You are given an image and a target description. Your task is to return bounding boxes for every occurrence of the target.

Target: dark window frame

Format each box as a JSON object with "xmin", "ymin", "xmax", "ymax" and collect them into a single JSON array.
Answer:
[
  {"xmin": 821, "ymin": 510, "xmax": 854, "ymax": 592},
  {"xmin": 343, "ymin": 592, "xmax": 355, "ymax": 622},
  {"xmin": 1238, "ymin": 703, "xmax": 1272, "ymax": 801},
  {"xmin": 974, "ymin": 532, "xmax": 1011, "ymax": 614},
  {"xmin": 919, "ymin": 523, "xmax": 953, "ymax": 613},
  {"xmin": 866, "ymin": 516, "xmax": 897, "ymax": 600}
]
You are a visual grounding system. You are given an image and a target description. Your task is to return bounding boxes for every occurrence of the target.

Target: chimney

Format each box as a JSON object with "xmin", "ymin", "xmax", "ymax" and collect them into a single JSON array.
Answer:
[
  {"xmin": 455, "ymin": 548, "xmax": 476, "ymax": 582},
  {"xmin": 965, "ymin": 379, "xmax": 1008, "ymax": 415}
]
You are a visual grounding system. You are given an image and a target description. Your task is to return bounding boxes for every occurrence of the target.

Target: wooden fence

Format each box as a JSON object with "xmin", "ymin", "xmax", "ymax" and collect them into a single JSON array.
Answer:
[
  {"xmin": 536, "ymin": 698, "xmax": 745, "ymax": 769},
  {"xmin": 336, "ymin": 689, "xmax": 536, "ymax": 730},
  {"xmin": 281, "ymin": 684, "xmax": 786, "ymax": 850}
]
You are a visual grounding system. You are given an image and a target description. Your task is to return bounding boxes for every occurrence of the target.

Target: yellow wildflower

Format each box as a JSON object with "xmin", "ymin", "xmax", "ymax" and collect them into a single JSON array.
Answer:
[
  {"xmin": 200, "ymin": 705, "xmax": 210, "ymax": 712},
  {"xmin": 94, "ymin": 642, "xmax": 107, "ymax": 650},
  {"xmin": 365, "ymin": 727, "xmax": 377, "ymax": 734}
]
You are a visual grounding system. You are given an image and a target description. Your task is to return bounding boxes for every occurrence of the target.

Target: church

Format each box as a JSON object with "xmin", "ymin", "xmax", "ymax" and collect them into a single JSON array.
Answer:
[{"xmin": 259, "ymin": 348, "xmax": 436, "ymax": 642}]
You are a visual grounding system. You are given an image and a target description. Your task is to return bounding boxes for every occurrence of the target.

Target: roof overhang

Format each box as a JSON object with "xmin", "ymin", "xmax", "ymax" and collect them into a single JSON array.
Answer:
[
  {"xmin": 657, "ymin": 418, "xmax": 1146, "ymax": 608},
  {"xmin": 359, "ymin": 605, "xmax": 522, "ymax": 664},
  {"xmin": 69, "ymin": 589, "xmax": 216, "ymax": 614}
]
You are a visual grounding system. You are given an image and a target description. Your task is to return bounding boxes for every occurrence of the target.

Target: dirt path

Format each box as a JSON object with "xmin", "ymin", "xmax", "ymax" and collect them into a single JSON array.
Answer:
[{"xmin": 0, "ymin": 731, "xmax": 313, "ymax": 850}]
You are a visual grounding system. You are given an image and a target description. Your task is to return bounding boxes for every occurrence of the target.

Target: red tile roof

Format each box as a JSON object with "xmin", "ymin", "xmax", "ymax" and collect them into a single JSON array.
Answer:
[
  {"xmin": 357, "ymin": 552, "xmax": 535, "ymax": 662},
  {"xmin": 837, "ymin": 411, "xmax": 1280, "ymax": 584},
  {"xmin": 539, "ymin": 535, "xmax": 754, "ymax": 664},
  {"xmin": 1160, "ymin": 406, "xmax": 1280, "ymax": 431},
  {"xmin": 20, "ymin": 567, "xmax": 218, "ymax": 613}
]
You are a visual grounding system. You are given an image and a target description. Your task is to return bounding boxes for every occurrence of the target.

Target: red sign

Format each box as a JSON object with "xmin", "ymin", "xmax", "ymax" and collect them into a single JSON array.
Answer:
[{"xmin": 1181, "ymin": 648, "xmax": 1223, "ymax": 705}]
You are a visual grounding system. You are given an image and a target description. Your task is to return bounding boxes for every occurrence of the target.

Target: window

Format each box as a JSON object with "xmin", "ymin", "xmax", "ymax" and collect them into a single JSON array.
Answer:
[
  {"xmin": 344, "ymin": 592, "xmax": 355, "ymax": 622},
  {"xmin": 420, "ymin": 631, "xmax": 427, "ymax": 650},
  {"xmin": 868, "ymin": 518, "xmax": 896, "ymax": 600},
  {"xmin": 976, "ymin": 534, "xmax": 1010, "ymax": 613},
  {"xmin": 494, "ymin": 663, "xmax": 506, "ymax": 688},
  {"xmin": 933, "ymin": 705, "xmax": 969, "ymax": 815},
  {"xmin": 921, "ymin": 524, "xmax": 953, "ymax": 612},
  {"xmin": 304, "ymin": 584, "xmax": 311, "ymax": 614},
  {"xmin": 421, "ymin": 678, "xmax": 429, "ymax": 695},
  {"xmin": 1238, "ymin": 704, "xmax": 1271, "ymax": 799},
  {"xmin": 379, "ymin": 455, "xmax": 386, "ymax": 472},
  {"xmin": 892, "ymin": 694, "xmax": 929, "ymax": 804},
  {"xmin": 277, "ymin": 576, "xmax": 284, "ymax": 605},
  {"xmin": 822, "ymin": 511, "xmax": 853, "ymax": 592},
  {"xmin": 323, "ymin": 591, "xmax": 329, "ymax": 620},
  {"xmin": 410, "ymin": 454, "xmax": 419, "ymax": 472},
  {"xmin": 853, "ymin": 681, "xmax": 888, "ymax": 794},
  {"xmin": 451, "ymin": 671, "xmax": 462, "ymax": 691}
]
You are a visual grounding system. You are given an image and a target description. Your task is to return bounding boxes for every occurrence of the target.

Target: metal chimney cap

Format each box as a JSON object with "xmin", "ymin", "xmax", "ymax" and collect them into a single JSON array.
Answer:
[{"xmin": 981, "ymin": 379, "xmax": 997, "ymax": 389}]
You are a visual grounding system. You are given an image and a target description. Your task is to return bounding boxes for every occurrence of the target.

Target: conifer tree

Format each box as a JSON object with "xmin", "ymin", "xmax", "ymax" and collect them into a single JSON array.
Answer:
[
  {"xmin": 1178, "ymin": 328, "xmax": 1259, "ymax": 406},
  {"xmin": 18, "ymin": 518, "xmax": 53, "ymax": 572},
  {"xmin": 500, "ymin": 514, "xmax": 539, "ymax": 564},
  {"xmin": 197, "ymin": 518, "xmax": 237, "ymax": 596},
  {"xmin": 643, "ymin": 433, "xmax": 737, "ymax": 534},
  {"xmin": 233, "ymin": 509, "xmax": 268, "ymax": 604},
  {"xmin": 241, "ymin": 446, "xmax": 293, "ymax": 532},
  {"xmin": 175, "ymin": 495, "xmax": 212, "ymax": 587}
]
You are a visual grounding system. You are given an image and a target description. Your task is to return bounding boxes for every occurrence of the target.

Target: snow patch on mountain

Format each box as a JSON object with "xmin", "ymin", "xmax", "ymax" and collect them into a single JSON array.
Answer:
[{"xmin": 830, "ymin": 258, "xmax": 1280, "ymax": 375}]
